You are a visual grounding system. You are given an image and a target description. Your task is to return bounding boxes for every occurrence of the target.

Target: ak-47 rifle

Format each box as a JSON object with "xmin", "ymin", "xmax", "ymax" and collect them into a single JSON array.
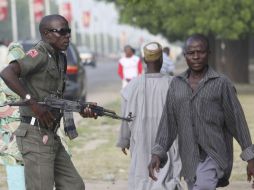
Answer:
[
  {"xmin": 1, "ymin": 95, "xmax": 133, "ymax": 122},
  {"xmin": 0, "ymin": 95, "xmax": 134, "ymax": 139}
]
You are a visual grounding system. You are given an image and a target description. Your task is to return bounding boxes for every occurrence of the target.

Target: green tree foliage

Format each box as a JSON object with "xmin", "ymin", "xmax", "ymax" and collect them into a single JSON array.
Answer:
[{"xmin": 108, "ymin": 0, "xmax": 254, "ymax": 41}]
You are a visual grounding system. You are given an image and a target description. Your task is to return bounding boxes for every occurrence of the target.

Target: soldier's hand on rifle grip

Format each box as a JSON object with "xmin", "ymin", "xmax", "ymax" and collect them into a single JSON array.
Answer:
[
  {"xmin": 29, "ymin": 98, "xmax": 55, "ymax": 127},
  {"xmin": 80, "ymin": 103, "xmax": 98, "ymax": 119}
]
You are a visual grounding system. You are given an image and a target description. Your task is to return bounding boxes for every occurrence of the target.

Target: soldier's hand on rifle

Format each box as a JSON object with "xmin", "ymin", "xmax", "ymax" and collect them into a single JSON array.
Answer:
[
  {"xmin": 29, "ymin": 99, "xmax": 55, "ymax": 127},
  {"xmin": 80, "ymin": 103, "xmax": 97, "ymax": 119},
  {"xmin": 247, "ymin": 158, "xmax": 254, "ymax": 188}
]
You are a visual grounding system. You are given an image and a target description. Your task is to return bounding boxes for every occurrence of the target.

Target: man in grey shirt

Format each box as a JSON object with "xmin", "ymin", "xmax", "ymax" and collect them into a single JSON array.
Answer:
[
  {"xmin": 148, "ymin": 34, "xmax": 254, "ymax": 190},
  {"xmin": 160, "ymin": 47, "xmax": 175, "ymax": 76}
]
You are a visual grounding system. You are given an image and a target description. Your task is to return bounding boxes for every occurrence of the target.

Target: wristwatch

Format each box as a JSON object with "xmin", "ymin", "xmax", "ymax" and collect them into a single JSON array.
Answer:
[{"xmin": 25, "ymin": 94, "xmax": 31, "ymax": 100}]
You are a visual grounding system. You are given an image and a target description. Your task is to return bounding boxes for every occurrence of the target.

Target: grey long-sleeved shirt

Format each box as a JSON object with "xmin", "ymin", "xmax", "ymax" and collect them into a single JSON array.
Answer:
[{"xmin": 152, "ymin": 66, "xmax": 254, "ymax": 184}]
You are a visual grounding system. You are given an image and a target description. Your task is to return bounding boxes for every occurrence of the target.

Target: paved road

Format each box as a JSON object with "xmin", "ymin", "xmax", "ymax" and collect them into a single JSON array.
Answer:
[{"xmin": 84, "ymin": 56, "xmax": 122, "ymax": 105}]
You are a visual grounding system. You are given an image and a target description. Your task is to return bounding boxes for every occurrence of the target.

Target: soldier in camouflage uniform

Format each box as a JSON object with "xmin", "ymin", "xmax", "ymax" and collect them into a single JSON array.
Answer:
[
  {"xmin": 0, "ymin": 15, "xmax": 92, "ymax": 190},
  {"xmin": 0, "ymin": 42, "xmax": 26, "ymax": 190}
]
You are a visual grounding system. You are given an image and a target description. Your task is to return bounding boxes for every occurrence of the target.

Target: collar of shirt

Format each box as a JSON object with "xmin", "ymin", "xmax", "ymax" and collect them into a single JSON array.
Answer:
[
  {"xmin": 37, "ymin": 40, "xmax": 58, "ymax": 57},
  {"xmin": 177, "ymin": 65, "xmax": 220, "ymax": 84}
]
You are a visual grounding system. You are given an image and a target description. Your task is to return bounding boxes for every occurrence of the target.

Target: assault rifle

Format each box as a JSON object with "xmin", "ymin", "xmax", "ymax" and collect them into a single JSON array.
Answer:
[
  {"xmin": 0, "ymin": 96, "xmax": 134, "ymax": 140},
  {"xmin": 0, "ymin": 95, "xmax": 133, "ymax": 122}
]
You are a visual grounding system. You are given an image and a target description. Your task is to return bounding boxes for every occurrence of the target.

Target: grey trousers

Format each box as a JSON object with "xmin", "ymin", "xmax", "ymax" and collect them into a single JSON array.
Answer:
[
  {"xmin": 15, "ymin": 124, "xmax": 85, "ymax": 190},
  {"xmin": 187, "ymin": 156, "xmax": 224, "ymax": 190}
]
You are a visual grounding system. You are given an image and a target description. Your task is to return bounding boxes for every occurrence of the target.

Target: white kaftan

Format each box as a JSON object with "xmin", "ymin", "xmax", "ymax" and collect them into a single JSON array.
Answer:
[{"xmin": 117, "ymin": 73, "xmax": 183, "ymax": 190}]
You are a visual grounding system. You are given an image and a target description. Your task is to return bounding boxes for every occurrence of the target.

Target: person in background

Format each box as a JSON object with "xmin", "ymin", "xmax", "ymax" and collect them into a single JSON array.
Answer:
[
  {"xmin": 117, "ymin": 42, "xmax": 182, "ymax": 190},
  {"xmin": 148, "ymin": 34, "xmax": 254, "ymax": 189},
  {"xmin": 118, "ymin": 45, "xmax": 143, "ymax": 88},
  {"xmin": 0, "ymin": 42, "xmax": 26, "ymax": 190},
  {"xmin": 160, "ymin": 47, "xmax": 175, "ymax": 76}
]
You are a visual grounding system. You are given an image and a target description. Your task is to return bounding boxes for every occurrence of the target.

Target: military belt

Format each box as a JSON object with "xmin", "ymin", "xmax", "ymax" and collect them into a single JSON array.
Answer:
[{"xmin": 21, "ymin": 116, "xmax": 60, "ymax": 132}]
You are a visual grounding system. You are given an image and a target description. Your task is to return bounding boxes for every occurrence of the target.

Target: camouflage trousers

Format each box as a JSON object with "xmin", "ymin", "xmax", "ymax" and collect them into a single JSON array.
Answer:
[{"xmin": 15, "ymin": 123, "xmax": 85, "ymax": 190}]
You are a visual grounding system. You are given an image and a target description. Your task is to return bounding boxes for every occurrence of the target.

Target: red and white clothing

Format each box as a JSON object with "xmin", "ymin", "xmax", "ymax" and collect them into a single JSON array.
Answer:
[{"xmin": 118, "ymin": 55, "xmax": 142, "ymax": 88}]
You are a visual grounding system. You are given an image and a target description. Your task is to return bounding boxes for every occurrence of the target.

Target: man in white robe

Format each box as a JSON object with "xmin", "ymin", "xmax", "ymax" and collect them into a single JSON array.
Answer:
[{"xmin": 117, "ymin": 42, "xmax": 183, "ymax": 190}]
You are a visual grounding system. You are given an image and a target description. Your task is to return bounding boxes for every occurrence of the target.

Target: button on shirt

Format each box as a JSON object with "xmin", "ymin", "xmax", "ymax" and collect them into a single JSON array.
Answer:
[{"xmin": 152, "ymin": 66, "xmax": 254, "ymax": 183}]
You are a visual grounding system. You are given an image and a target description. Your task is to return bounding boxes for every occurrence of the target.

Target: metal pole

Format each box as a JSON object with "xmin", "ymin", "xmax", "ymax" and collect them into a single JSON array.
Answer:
[
  {"xmin": 71, "ymin": 20, "xmax": 76, "ymax": 44},
  {"xmin": 29, "ymin": 0, "xmax": 36, "ymax": 39},
  {"xmin": 69, "ymin": 0, "xmax": 76, "ymax": 44},
  {"xmin": 11, "ymin": 0, "xmax": 18, "ymax": 41},
  {"xmin": 91, "ymin": 17, "xmax": 95, "ymax": 52},
  {"xmin": 45, "ymin": 0, "xmax": 50, "ymax": 15},
  {"xmin": 81, "ymin": 31, "xmax": 86, "ymax": 45}
]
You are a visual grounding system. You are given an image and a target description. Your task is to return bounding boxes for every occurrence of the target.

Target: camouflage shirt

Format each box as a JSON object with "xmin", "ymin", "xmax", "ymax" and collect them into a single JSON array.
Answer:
[{"xmin": 0, "ymin": 78, "xmax": 22, "ymax": 165}]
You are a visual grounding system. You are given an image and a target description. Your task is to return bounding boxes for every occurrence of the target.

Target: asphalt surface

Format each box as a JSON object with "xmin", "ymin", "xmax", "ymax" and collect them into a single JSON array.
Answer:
[{"xmin": 83, "ymin": 56, "xmax": 122, "ymax": 106}]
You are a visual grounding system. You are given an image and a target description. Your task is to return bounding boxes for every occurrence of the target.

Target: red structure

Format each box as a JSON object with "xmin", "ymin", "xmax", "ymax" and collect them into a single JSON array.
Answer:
[
  {"xmin": 34, "ymin": 0, "xmax": 44, "ymax": 23},
  {"xmin": 0, "ymin": 0, "xmax": 8, "ymax": 21},
  {"xmin": 82, "ymin": 11, "xmax": 91, "ymax": 28},
  {"xmin": 60, "ymin": 2, "xmax": 72, "ymax": 22}
]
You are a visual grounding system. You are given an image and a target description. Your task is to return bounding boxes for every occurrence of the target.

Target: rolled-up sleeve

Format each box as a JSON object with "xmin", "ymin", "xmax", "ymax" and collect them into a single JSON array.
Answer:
[{"xmin": 241, "ymin": 145, "xmax": 254, "ymax": 161}]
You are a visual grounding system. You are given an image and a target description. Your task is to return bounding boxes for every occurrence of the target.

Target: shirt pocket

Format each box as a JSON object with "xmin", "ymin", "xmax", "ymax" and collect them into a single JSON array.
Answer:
[
  {"xmin": 46, "ymin": 63, "xmax": 60, "ymax": 91},
  {"xmin": 47, "ymin": 63, "xmax": 59, "ymax": 79},
  {"xmin": 176, "ymin": 97, "xmax": 190, "ymax": 114},
  {"xmin": 201, "ymin": 98, "xmax": 223, "ymax": 127}
]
